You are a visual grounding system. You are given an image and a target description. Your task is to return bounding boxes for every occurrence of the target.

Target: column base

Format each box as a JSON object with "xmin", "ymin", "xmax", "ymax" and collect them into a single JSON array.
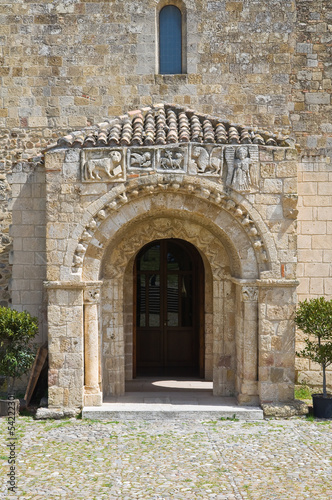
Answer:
[
  {"xmin": 237, "ymin": 393, "xmax": 260, "ymax": 406},
  {"xmin": 84, "ymin": 386, "xmax": 102, "ymax": 406}
]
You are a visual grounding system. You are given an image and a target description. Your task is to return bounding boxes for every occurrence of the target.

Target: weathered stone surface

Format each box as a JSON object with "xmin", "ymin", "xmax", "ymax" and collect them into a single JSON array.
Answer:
[
  {"xmin": 261, "ymin": 400, "xmax": 309, "ymax": 418},
  {"xmin": 35, "ymin": 407, "xmax": 80, "ymax": 420},
  {"xmin": 0, "ymin": 0, "xmax": 331, "ymax": 402}
]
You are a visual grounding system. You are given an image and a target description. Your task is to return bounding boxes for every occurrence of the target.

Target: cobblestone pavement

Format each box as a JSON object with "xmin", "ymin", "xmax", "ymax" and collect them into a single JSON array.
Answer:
[{"xmin": 1, "ymin": 416, "xmax": 332, "ymax": 499}]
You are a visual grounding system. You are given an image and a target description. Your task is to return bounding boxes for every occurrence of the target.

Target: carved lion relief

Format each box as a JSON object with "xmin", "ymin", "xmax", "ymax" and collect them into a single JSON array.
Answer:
[{"xmin": 82, "ymin": 149, "xmax": 125, "ymax": 182}]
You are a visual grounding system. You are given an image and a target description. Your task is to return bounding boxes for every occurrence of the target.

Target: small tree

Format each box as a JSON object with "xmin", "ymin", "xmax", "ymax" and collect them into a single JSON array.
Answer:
[
  {"xmin": 295, "ymin": 297, "xmax": 332, "ymax": 398},
  {"xmin": 0, "ymin": 307, "xmax": 38, "ymax": 396}
]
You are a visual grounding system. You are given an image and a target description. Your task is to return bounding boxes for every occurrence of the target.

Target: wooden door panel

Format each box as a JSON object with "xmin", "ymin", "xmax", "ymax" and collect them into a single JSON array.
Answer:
[
  {"xmin": 136, "ymin": 330, "xmax": 162, "ymax": 365},
  {"xmin": 135, "ymin": 239, "xmax": 202, "ymax": 376},
  {"xmin": 166, "ymin": 329, "xmax": 196, "ymax": 365}
]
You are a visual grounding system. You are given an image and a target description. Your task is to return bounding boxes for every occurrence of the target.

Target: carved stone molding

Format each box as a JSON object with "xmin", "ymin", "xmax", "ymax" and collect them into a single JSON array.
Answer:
[{"xmin": 71, "ymin": 175, "xmax": 270, "ymax": 273}]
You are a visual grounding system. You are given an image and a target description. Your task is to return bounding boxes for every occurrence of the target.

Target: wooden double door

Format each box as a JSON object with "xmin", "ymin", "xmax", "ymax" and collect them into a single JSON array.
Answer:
[{"xmin": 134, "ymin": 239, "xmax": 203, "ymax": 377}]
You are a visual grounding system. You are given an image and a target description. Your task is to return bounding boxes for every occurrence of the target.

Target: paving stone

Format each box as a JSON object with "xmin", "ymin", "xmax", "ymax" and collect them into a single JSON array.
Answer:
[{"xmin": 0, "ymin": 416, "xmax": 331, "ymax": 499}]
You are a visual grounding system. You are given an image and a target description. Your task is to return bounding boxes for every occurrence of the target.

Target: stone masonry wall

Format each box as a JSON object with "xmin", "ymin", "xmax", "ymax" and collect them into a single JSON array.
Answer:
[
  {"xmin": 292, "ymin": 0, "xmax": 332, "ymax": 388},
  {"xmin": 0, "ymin": 0, "xmax": 331, "ymax": 388}
]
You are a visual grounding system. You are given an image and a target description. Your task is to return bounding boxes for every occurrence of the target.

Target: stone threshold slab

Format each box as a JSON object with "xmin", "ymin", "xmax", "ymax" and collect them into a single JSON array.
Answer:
[{"xmin": 82, "ymin": 403, "xmax": 264, "ymax": 421}]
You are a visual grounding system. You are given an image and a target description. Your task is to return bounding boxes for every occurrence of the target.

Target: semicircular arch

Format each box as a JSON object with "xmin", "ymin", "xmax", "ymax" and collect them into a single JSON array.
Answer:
[{"xmin": 63, "ymin": 174, "xmax": 279, "ymax": 282}]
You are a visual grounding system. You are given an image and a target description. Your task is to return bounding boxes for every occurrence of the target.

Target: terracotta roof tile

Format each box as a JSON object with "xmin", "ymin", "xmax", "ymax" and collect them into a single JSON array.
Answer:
[{"xmin": 56, "ymin": 104, "xmax": 293, "ymax": 149}]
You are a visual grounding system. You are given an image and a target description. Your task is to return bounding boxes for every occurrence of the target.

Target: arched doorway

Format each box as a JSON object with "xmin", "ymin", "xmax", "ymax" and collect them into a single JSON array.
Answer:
[{"xmin": 134, "ymin": 239, "xmax": 204, "ymax": 378}]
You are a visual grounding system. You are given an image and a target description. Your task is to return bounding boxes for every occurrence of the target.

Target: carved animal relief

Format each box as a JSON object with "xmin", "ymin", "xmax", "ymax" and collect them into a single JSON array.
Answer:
[
  {"xmin": 128, "ymin": 148, "xmax": 153, "ymax": 170},
  {"xmin": 189, "ymin": 145, "xmax": 223, "ymax": 176},
  {"xmin": 82, "ymin": 149, "xmax": 125, "ymax": 182},
  {"xmin": 81, "ymin": 145, "xmax": 261, "ymax": 190},
  {"xmin": 156, "ymin": 147, "xmax": 187, "ymax": 172}
]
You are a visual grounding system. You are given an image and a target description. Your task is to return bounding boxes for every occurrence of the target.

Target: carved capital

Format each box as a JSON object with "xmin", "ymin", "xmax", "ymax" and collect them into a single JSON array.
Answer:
[
  {"xmin": 241, "ymin": 286, "xmax": 258, "ymax": 302},
  {"xmin": 84, "ymin": 288, "xmax": 101, "ymax": 304}
]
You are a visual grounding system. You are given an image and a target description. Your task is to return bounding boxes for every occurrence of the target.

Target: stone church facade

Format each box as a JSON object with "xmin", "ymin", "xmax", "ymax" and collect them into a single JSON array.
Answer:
[{"xmin": 1, "ymin": 0, "xmax": 331, "ymax": 408}]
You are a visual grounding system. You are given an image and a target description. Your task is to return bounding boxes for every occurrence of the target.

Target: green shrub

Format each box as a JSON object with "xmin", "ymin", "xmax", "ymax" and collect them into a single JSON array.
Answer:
[
  {"xmin": 295, "ymin": 297, "xmax": 332, "ymax": 398},
  {"xmin": 294, "ymin": 383, "xmax": 312, "ymax": 400},
  {"xmin": 0, "ymin": 307, "xmax": 38, "ymax": 395}
]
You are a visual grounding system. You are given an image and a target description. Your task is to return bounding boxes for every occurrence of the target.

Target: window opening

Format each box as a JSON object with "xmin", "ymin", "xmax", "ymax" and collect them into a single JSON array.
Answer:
[{"xmin": 159, "ymin": 5, "xmax": 182, "ymax": 74}]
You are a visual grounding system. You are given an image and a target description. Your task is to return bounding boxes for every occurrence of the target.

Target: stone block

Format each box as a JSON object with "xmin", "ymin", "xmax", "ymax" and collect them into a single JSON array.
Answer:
[
  {"xmin": 84, "ymin": 392, "xmax": 102, "ymax": 407},
  {"xmin": 262, "ymin": 400, "xmax": 308, "ymax": 417},
  {"xmin": 305, "ymin": 92, "xmax": 330, "ymax": 105},
  {"xmin": 48, "ymin": 386, "xmax": 64, "ymax": 407},
  {"xmin": 276, "ymin": 162, "xmax": 297, "ymax": 177},
  {"xmin": 263, "ymin": 179, "xmax": 283, "ymax": 193}
]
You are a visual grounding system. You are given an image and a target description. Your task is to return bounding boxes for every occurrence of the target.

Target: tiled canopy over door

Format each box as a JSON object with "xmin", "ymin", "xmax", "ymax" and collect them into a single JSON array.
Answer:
[{"xmin": 28, "ymin": 104, "xmax": 299, "ymax": 408}]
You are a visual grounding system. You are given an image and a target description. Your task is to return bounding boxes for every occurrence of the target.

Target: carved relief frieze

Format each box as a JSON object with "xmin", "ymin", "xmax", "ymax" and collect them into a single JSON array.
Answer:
[
  {"xmin": 225, "ymin": 145, "xmax": 259, "ymax": 192},
  {"xmin": 81, "ymin": 148, "xmax": 126, "ymax": 182},
  {"xmin": 156, "ymin": 146, "xmax": 187, "ymax": 173},
  {"xmin": 127, "ymin": 147, "xmax": 154, "ymax": 171},
  {"xmin": 79, "ymin": 144, "xmax": 262, "ymax": 190},
  {"xmin": 189, "ymin": 144, "xmax": 223, "ymax": 177}
]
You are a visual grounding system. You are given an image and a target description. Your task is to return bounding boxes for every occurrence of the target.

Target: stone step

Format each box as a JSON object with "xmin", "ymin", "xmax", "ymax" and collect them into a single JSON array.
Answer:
[{"xmin": 82, "ymin": 394, "xmax": 264, "ymax": 421}]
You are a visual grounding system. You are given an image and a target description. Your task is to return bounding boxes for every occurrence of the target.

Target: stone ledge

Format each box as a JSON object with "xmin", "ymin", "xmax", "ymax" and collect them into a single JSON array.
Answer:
[
  {"xmin": 35, "ymin": 407, "xmax": 81, "ymax": 420},
  {"xmin": 261, "ymin": 400, "xmax": 309, "ymax": 418}
]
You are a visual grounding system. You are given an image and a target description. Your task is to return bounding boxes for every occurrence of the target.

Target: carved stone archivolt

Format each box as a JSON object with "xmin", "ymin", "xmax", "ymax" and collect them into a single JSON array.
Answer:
[
  {"xmin": 105, "ymin": 217, "xmax": 230, "ymax": 279},
  {"xmin": 71, "ymin": 174, "xmax": 271, "ymax": 274}
]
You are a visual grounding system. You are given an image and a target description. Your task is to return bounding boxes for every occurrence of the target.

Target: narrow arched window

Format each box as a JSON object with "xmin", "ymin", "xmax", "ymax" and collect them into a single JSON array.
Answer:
[{"xmin": 159, "ymin": 5, "xmax": 182, "ymax": 74}]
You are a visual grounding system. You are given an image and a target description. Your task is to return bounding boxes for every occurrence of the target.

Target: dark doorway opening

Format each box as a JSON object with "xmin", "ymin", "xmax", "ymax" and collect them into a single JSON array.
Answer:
[{"xmin": 134, "ymin": 239, "xmax": 204, "ymax": 377}]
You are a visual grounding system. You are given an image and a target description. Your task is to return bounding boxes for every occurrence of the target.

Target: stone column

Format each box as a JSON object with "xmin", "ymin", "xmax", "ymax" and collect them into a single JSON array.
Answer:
[
  {"xmin": 236, "ymin": 284, "xmax": 259, "ymax": 405},
  {"xmin": 212, "ymin": 278, "xmax": 224, "ymax": 396},
  {"xmin": 84, "ymin": 286, "xmax": 102, "ymax": 406},
  {"xmin": 102, "ymin": 277, "xmax": 125, "ymax": 397}
]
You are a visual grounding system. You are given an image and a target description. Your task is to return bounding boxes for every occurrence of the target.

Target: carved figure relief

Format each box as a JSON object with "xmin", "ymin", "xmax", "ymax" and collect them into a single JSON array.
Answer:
[
  {"xmin": 225, "ymin": 146, "xmax": 259, "ymax": 192},
  {"xmin": 128, "ymin": 148, "xmax": 154, "ymax": 170},
  {"xmin": 189, "ymin": 145, "xmax": 223, "ymax": 175},
  {"xmin": 156, "ymin": 147, "xmax": 187, "ymax": 172},
  {"xmin": 82, "ymin": 149, "xmax": 125, "ymax": 182}
]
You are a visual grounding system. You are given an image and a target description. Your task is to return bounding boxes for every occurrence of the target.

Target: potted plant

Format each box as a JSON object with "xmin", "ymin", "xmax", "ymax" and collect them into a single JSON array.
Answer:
[
  {"xmin": 295, "ymin": 297, "xmax": 332, "ymax": 418},
  {"xmin": 0, "ymin": 307, "xmax": 38, "ymax": 415}
]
